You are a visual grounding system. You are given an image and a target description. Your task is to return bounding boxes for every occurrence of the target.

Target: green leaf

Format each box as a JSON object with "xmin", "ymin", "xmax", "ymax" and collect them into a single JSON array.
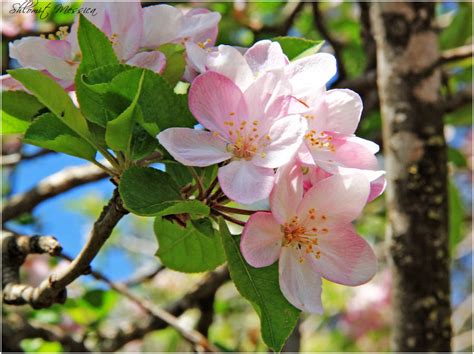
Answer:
[
  {"xmin": 75, "ymin": 14, "xmax": 120, "ymax": 126},
  {"xmin": 106, "ymin": 69, "xmax": 195, "ymax": 136},
  {"xmin": 448, "ymin": 147, "xmax": 467, "ymax": 168},
  {"xmin": 272, "ymin": 37, "xmax": 324, "ymax": 60},
  {"xmin": 119, "ymin": 166, "xmax": 182, "ymax": 216},
  {"xmin": 130, "ymin": 124, "xmax": 160, "ymax": 161},
  {"xmin": 154, "ymin": 217, "xmax": 225, "ymax": 272},
  {"xmin": 155, "ymin": 200, "xmax": 209, "ymax": 217},
  {"xmin": 1, "ymin": 91, "xmax": 45, "ymax": 134},
  {"xmin": 158, "ymin": 43, "xmax": 186, "ymax": 87},
  {"xmin": 82, "ymin": 64, "xmax": 131, "ymax": 94},
  {"xmin": 106, "ymin": 70, "xmax": 145, "ymax": 155},
  {"xmin": 219, "ymin": 219, "xmax": 300, "ymax": 352},
  {"xmin": 8, "ymin": 69, "xmax": 91, "ymax": 140},
  {"xmin": 65, "ymin": 289, "xmax": 117, "ymax": 326},
  {"xmin": 449, "ymin": 181, "xmax": 464, "ymax": 254},
  {"xmin": 24, "ymin": 113, "xmax": 96, "ymax": 161},
  {"xmin": 77, "ymin": 14, "xmax": 119, "ymax": 74}
]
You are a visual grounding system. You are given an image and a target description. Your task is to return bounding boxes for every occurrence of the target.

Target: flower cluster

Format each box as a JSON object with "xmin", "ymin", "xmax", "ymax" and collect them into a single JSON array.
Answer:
[
  {"xmin": 1, "ymin": 0, "xmax": 220, "ymax": 90},
  {"xmin": 159, "ymin": 40, "xmax": 385, "ymax": 312},
  {"xmin": 3, "ymin": 1, "xmax": 385, "ymax": 315}
]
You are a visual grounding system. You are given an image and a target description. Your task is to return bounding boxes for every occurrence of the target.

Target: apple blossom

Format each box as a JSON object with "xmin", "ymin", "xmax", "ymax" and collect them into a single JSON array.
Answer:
[
  {"xmin": 186, "ymin": 39, "xmax": 336, "ymax": 96},
  {"xmin": 158, "ymin": 71, "xmax": 308, "ymax": 205},
  {"xmin": 241, "ymin": 163, "xmax": 377, "ymax": 313},
  {"xmin": 1, "ymin": 1, "xmax": 221, "ymax": 90}
]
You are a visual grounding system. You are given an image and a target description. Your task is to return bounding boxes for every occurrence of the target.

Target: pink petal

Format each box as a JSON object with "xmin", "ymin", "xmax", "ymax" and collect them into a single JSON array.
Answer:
[
  {"xmin": 181, "ymin": 10, "xmax": 221, "ymax": 43},
  {"xmin": 243, "ymin": 71, "xmax": 291, "ymax": 125},
  {"xmin": 157, "ymin": 128, "xmax": 232, "ymax": 167},
  {"xmin": 309, "ymin": 89, "xmax": 363, "ymax": 135},
  {"xmin": 206, "ymin": 45, "xmax": 254, "ymax": 90},
  {"xmin": 270, "ymin": 162, "xmax": 304, "ymax": 224},
  {"xmin": 368, "ymin": 175, "xmax": 386, "ymax": 202},
  {"xmin": 218, "ymin": 160, "xmax": 275, "ymax": 205},
  {"xmin": 297, "ymin": 173, "xmax": 370, "ymax": 224},
  {"xmin": 241, "ymin": 212, "xmax": 282, "ymax": 267},
  {"xmin": 142, "ymin": 4, "xmax": 183, "ymax": 47},
  {"xmin": 253, "ymin": 115, "xmax": 307, "ymax": 169},
  {"xmin": 279, "ymin": 246, "xmax": 323, "ymax": 314},
  {"xmin": 285, "ymin": 53, "xmax": 336, "ymax": 99},
  {"xmin": 189, "ymin": 71, "xmax": 248, "ymax": 137},
  {"xmin": 310, "ymin": 135, "xmax": 379, "ymax": 174},
  {"xmin": 185, "ymin": 42, "xmax": 208, "ymax": 74},
  {"xmin": 105, "ymin": 1, "xmax": 143, "ymax": 61},
  {"xmin": 184, "ymin": 8, "xmax": 219, "ymax": 45},
  {"xmin": 9, "ymin": 37, "xmax": 76, "ymax": 81},
  {"xmin": 244, "ymin": 40, "xmax": 288, "ymax": 75},
  {"xmin": 127, "ymin": 51, "xmax": 166, "ymax": 73},
  {"xmin": 1, "ymin": 75, "xmax": 25, "ymax": 91},
  {"xmin": 306, "ymin": 224, "xmax": 377, "ymax": 286}
]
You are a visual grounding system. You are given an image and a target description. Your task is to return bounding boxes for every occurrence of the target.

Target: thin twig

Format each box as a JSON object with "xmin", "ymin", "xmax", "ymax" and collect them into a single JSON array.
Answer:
[
  {"xmin": 213, "ymin": 205, "xmax": 260, "ymax": 216},
  {"xmin": 1, "ymin": 149, "xmax": 54, "ymax": 167},
  {"xmin": 1, "ymin": 163, "xmax": 108, "ymax": 223},
  {"xmin": 123, "ymin": 265, "xmax": 165, "ymax": 287},
  {"xmin": 444, "ymin": 86, "xmax": 472, "ymax": 113},
  {"xmin": 203, "ymin": 176, "xmax": 219, "ymax": 201},
  {"xmin": 211, "ymin": 209, "xmax": 246, "ymax": 227},
  {"xmin": 97, "ymin": 267, "xmax": 229, "ymax": 352},
  {"xmin": 439, "ymin": 44, "xmax": 473, "ymax": 66},
  {"xmin": 189, "ymin": 167, "xmax": 205, "ymax": 199},
  {"xmin": 311, "ymin": 1, "xmax": 347, "ymax": 83},
  {"xmin": 2, "ymin": 191, "xmax": 127, "ymax": 308},
  {"xmin": 59, "ymin": 254, "xmax": 217, "ymax": 352}
]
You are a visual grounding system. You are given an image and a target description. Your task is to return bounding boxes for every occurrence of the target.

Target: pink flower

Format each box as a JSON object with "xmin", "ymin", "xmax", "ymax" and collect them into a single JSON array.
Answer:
[
  {"xmin": 294, "ymin": 155, "xmax": 385, "ymax": 203},
  {"xmin": 186, "ymin": 39, "xmax": 336, "ymax": 95},
  {"xmin": 240, "ymin": 163, "xmax": 377, "ymax": 313},
  {"xmin": 157, "ymin": 71, "xmax": 308, "ymax": 205},
  {"xmin": 2, "ymin": 2, "xmax": 221, "ymax": 90},
  {"xmin": 293, "ymin": 88, "xmax": 385, "ymax": 189}
]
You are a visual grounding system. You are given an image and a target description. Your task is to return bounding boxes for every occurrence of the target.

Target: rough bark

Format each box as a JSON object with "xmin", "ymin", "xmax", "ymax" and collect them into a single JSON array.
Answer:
[{"xmin": 370, "ymin": 3, "xmax": 451, "ymax": 351}]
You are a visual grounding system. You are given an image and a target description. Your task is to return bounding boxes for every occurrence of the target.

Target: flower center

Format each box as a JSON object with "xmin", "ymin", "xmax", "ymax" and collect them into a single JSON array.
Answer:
[
  {"xmin": 281, "ymin": 210, "xmax": 329, "ymax": 263},
  {"xmin": 305, "ymin": 130, "xmax": 336, "ymax": 152},
  {"xmin": 40, "ymin": 26, "xmax": 69, "ymax": 40},
  {"xmin": 222, "ymin": 116, "xmax": 272, "ymax": 161}
]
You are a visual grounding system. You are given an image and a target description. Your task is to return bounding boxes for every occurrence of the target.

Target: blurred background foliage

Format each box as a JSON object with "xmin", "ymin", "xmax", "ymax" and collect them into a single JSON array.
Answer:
[{"xmin": 1, "ymin": 1, "xmax": 472, "ymax": 352}]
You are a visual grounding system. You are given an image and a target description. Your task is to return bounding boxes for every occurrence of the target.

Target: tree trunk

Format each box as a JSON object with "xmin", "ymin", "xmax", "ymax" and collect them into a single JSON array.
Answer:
[{"xmin": 370, "ymin": 3, "xmax": 452, "ymax": 351}]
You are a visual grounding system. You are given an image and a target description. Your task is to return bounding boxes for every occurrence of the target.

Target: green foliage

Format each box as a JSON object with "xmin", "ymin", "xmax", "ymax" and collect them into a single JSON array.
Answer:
[
  {"xmin": 106, "ymin": 70, "xmax": 145, "ymax": 156},
  {"xmin": 1, "ymin": 91, "xmax": 45, "ymax": 134},
  {"xmin": 21, "ymin": 338, "xmax": 63, "ymax": 353},
  {"xmin": 272, "ymin": 36, "xmax": 324, "ymax": 60},
  {"xmin": 77, "ymin": 15, "xmax": 119, "ymax": 74},
  {"xmin": 448, "ymin": 147, "xmax": 468, "ymax": 168},
  {"xmin": 158, "ymin": 43, "xmax": 186, "ymax": 87},
  {"xmin": 219, "ymin": 219, "xmax": 300, "ymax": 352},
  {"xmin": 65, "ymin": 289, "xmax": 118, "ymax": 326},
  {"xmin": 154, "ymin": 217, "xmax": 225, "ymax": 273},
  {"xmin": 75, "ymin": 15, "xmax": 120, "ymax": 126},
  {"xmin": 439, "ymin": 3, "xmax": 473, "ymax": 50},
  {"xmin": 8, "ymin": 69, "xmax": 91, "ymax": 140},
  {"xmin": 24, "ymin": 113, "xmax": 96, "ymax": 161},
  {"xmin": 106, "ymin": 68, "xmax": 195, "ymax": 136},
  {"xmin": 448, "ymin": 180, "xmax": 464, "ymax": 254},
  {"xmin": 119, "ymin": 166, "xmax": 210, "ymax": 218}
]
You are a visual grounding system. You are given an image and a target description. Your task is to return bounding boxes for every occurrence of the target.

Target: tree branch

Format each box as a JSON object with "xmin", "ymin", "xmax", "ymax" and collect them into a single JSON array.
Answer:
[
  {"xmin": 1, "ymin": 149, "xmax": 54, "ymax": 167},
  {"xmin": 98, "ymin": 267, "xmax": 230, "ymax": 352},
  {"xmin": 311, "ymin": 1, "xmax": 347, "ymax": 83},
  {"xmin": 2, "ymin": 313, "xmax": 89, "ymax": 352},
  {"xmin": 2, "ymin": 163, "xmax": 108, "ymax": 223},
  {"xmin": 444, "ymin": 86, "xmax": 472, "ymax": 113},
  {"xmin": 439, "ymin": 44, "xmax": 473, "ymax": 66},
  {"xmin": 2, "ymin": 190, "xmax": 127, "ymax": 308},
  {"xmin": 2, "ymin": 232, "xmax": 63, "ymax": 306},
  {"xmin": 59, "ymin": 253, "xmax": 218, "ymax": 352}
]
